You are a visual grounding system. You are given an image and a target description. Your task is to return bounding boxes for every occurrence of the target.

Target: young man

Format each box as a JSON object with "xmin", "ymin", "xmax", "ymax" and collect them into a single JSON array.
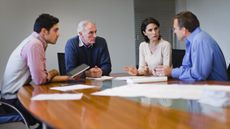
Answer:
[
  {"xmin": 65, "ymin": 20, "xmax": 112, "ymax": 78},
  {"xmin": 1, "ymin": 13, "xmax": 70, "ymax": 128},
  {"xmin": 155, "ymin": 11, "xmax": 228, "ymax": 81}
]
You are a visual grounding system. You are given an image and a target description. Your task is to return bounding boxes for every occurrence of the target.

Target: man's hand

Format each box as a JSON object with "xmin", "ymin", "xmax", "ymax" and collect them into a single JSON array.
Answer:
[
  {"xmin": 154, "ymin": 65, "xmax": 172, "ymax": 77},
  {"xmin": 85, "ymin": 66, "xmax": 102, "ymax": 78},
  {"xmin": 51, "ymin": 76, "xmax": 71, "ymax": 82},
  {"xmin": 48, "ymin": 69, "xmax": 59, "ymax": 81}
]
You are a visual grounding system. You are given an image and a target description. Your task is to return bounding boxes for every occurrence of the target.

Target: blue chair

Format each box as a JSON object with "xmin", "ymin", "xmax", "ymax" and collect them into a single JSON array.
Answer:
[{"xmin": 0, "ymin": 98, "xmax": 29, "ymax": 129}]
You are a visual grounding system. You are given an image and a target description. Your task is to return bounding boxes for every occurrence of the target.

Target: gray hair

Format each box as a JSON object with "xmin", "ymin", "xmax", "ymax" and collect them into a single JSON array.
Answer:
[{"xmin": 77, "ymin": 20, "xmax": 95, "ymax": 35}]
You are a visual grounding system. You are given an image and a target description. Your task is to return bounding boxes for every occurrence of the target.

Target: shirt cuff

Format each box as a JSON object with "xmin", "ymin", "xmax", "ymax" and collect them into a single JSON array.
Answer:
[{"xmin": 171, "ymin": 68, "xmax": 182, "ymax": 79}]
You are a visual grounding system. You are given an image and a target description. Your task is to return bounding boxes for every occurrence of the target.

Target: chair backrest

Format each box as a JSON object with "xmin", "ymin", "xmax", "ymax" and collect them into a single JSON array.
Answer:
[
  {"xmin": 172, "ymin": 49, "xmax": 185, "ymax": 68},
  {"xmin": 227, "ymin": 63, "xmax": 230, "ymax": 81},
  {"xmin": 57, "ymin": 53, "xmax": 67, "ymax": 75}
]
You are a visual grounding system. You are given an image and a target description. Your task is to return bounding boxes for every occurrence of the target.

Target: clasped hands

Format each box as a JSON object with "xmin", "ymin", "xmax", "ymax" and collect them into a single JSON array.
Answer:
[{"xmin": 85, "ymin": 66, "xmax": 102, "ymax": 78}]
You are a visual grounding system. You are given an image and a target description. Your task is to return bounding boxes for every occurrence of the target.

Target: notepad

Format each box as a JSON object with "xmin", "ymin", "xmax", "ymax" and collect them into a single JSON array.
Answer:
[{"xmin": 126, "ymin": 76, "xmax": 168, "ymax": 83}]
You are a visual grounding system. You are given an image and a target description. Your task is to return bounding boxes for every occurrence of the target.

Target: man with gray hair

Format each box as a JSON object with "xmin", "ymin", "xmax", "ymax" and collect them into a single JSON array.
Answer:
[{"xmin": 65, "ymin": 20, "xmax": 111, "ymax": 77}]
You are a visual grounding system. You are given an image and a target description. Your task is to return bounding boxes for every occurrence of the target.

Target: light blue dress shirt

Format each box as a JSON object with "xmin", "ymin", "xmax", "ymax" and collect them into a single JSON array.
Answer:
[{"xmin": 172, "ymin": 27, "xmax": 228, "ymax": 81}]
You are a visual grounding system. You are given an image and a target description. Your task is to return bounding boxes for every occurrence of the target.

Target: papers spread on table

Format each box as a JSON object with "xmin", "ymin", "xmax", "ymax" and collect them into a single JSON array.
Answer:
[
  {"xmin": 198, "ymin": 89, "xmax": 230, "ymax": 107},
  {"xmin": 50, "ymin": 84, "xmax": 97, "ymax": 91},
  {"xmin": 92, "ymin": 84, "xmax": 230, "ymax": 100},
  {"xmin": 86, "ymin": 76, "xmax": 114, "ymax": 81},
  {"xmin": 114, "ymin": 76, "xmax": 167, "ymax": 83},
  {"xmin": 31, "ymin": 93, "xmax": 83, "ymax": 100}
]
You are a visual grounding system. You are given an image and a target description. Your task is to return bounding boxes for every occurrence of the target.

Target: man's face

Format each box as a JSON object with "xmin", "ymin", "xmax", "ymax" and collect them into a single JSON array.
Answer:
[
  {"xmin": 173, "ymin": 19, "xmax": 185, "ymax": 42},
  {"xmin": 80, "ymin": 23, "xmax": 97, "ymax": 45},
  {"xmin": 44, "ymin": 24, "xmax": 59, "ymax": 44}
]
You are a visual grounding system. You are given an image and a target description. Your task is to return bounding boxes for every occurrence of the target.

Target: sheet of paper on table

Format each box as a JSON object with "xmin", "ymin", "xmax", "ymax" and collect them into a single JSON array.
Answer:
[
  {"xmin": 50, "ymin": 84, "xmax": 97, "ymax": 91},
  {"xmin": 92, "ymin": 83, "xmax": 230, "ymax": 101},
  {"xmin": 31, "ymin": 93, "xmax": 83, "ymax": 100},
  {"xmin": 86, "ymin": 76, "xmax": 114, "ymax": 81}
]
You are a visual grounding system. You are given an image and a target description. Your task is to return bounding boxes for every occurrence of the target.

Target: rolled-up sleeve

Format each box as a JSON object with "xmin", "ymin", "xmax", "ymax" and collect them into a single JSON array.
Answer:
[{"xmin": 172, "ymin": 38, "xmax": 213, "ymax": 81}]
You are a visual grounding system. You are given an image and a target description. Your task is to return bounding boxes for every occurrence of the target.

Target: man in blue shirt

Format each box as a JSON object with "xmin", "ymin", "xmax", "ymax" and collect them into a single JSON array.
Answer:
[
  {"xmin": 65, "ymin": 20, "xmax": 112, "ymax": 78},
  {"xmin": 155, "ymin": 11, "xmax": 228, "ymax": 81}
]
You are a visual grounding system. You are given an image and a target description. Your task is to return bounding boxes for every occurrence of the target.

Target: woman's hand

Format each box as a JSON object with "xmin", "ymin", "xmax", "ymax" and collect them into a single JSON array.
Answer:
[{"xmin": 123, "ymin": 66, "xmax": 138, "ymax": 76}]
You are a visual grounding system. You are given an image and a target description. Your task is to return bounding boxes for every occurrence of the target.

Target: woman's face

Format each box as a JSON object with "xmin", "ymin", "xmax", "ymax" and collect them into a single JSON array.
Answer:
[{"xmin": 143, "ymin": 23, "xmax": 160, "ymax": 42}]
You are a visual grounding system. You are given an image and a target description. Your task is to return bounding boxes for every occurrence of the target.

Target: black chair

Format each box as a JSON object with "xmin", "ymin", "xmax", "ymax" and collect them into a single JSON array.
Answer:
[
  {"xmin": 57, "ymin": 53, "xmax": 67, "ymax": 75},
  {"xmin": 172, "ymin": 49, "xmax": 185, "ymax": 68},
  {"xmin": 0, "ymin": 101, "xmax": 29, "ymax": 129},
  {"xmin": 227, "ymin": 63, "xmax": 230, "ymax": 81}
]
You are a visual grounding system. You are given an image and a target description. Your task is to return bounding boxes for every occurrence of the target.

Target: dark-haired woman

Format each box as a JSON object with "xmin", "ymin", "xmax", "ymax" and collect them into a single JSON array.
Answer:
[{"xmin": 124, "ymin": 17, "xmax": 171, "ymax": 76}]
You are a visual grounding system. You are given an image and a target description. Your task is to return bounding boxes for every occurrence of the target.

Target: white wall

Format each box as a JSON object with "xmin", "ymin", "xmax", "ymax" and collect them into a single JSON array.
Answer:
[
  {"xmin": 175, "ymin": 0, "xmax": 230, "ymax": 65},
  {"xmin": 134, "ymin": 0, "xmax": 175, "ymax": 65},
  {"xmin": 174, "ymin": 0, "xmax": 186, "ymax": 49},
  {"xmin": 0, "ymin": 0, "xmax": 135, "ymax": 80}
]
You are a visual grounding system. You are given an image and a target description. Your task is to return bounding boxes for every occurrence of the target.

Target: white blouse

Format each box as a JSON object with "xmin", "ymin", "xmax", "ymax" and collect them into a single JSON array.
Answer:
[{"xmin": 138, "ymin": 38, "xmax": 172, "ymax": 73}]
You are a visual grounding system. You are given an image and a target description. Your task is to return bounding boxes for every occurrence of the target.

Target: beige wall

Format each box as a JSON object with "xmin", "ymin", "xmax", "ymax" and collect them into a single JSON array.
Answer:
[
  {"xmin": 0, "ymin": 0, "xmax": 135, "ymax": 81},
  {"xmin": 175, "ymin": 0, "xmax": 230, "ymax": 66}
]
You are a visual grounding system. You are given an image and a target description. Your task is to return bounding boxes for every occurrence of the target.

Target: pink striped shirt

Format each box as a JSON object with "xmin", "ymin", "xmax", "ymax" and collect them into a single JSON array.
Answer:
[{"xmin": 21, "ymin": 32, "xmax": 48, "ymax": 85}]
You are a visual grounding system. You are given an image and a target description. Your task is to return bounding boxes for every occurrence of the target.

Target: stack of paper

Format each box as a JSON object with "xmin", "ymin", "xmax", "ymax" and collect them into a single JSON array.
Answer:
[{"xmin": 126, "ymin": 76, "xmax": 168, "ymax": 83}]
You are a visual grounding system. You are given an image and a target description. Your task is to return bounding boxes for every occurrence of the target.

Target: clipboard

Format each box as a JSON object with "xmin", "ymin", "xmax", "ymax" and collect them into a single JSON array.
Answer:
[{"xmin": 67, "ymin": 64, "xmax": 90, "ymax": 78}]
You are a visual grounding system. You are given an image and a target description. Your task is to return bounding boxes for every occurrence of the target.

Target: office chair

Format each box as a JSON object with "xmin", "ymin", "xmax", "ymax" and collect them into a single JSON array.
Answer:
[
  {"xmin": 227, "ymin": 63, "xmax": 230, "ymax": 81},
  {"xmin": 0, "ymin": 101, "xmax": 29, "ymax": 129},
  {"xmin": 57, "ymin": 53, "xmax": 67, "ymax": 75},
  {"xmin": 172, "ymin": 49, "xmax": 185, "ymax": 68}
]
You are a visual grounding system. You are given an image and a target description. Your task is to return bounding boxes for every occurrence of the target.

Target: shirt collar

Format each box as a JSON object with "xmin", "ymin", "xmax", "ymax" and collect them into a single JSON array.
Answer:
[
  {"xmin": 185, "ymin": 27, "xmax": 201, "ymax": 46},
  {"xmin": 32, "ymin": 32, "xmax": 47, "ymax": 50},
  {"xmin": 78, "ymin": 36, "xmax": 93, "ymax": 48}
]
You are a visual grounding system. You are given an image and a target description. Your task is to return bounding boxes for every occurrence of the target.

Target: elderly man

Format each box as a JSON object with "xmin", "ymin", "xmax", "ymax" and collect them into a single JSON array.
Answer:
[{"xmin": 65, "ymin": 20, "xmax": 112, "ymax": 78}]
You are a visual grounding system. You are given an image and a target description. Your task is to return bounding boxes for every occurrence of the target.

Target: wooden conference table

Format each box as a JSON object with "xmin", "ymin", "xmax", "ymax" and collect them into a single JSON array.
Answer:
[{"xmin": 18, "ymin": 74, "xmax": 230, "ymax": 129}]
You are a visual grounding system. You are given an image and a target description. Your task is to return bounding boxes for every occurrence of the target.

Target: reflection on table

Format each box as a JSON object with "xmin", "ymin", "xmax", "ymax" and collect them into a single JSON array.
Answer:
[{"xmin": 18, "ymin": 75, "xmax": 230, "ymax": 129}]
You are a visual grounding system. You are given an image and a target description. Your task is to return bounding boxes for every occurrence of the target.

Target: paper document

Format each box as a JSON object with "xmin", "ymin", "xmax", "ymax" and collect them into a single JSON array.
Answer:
[
  {"xmin": 31, "ymin": 93, "xmax": 83, "ymax": 100},
  {"xmin": 86, "ymin": 76, "xmax": 114, "ymax": 81},
  {"xmin": 127, "ymin": 76, "xmax": 168, "ymax": 83},
  {"xmin": 92, "ymin": 84, "xmax": 230, "ymax": 100},
  {"xmin": 199, "ymin": 90, "xmax": 230, "ymax": 107},
  {"xmin": 50, "ymin": 84, "xmax": 97, "ymax": 91}
]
